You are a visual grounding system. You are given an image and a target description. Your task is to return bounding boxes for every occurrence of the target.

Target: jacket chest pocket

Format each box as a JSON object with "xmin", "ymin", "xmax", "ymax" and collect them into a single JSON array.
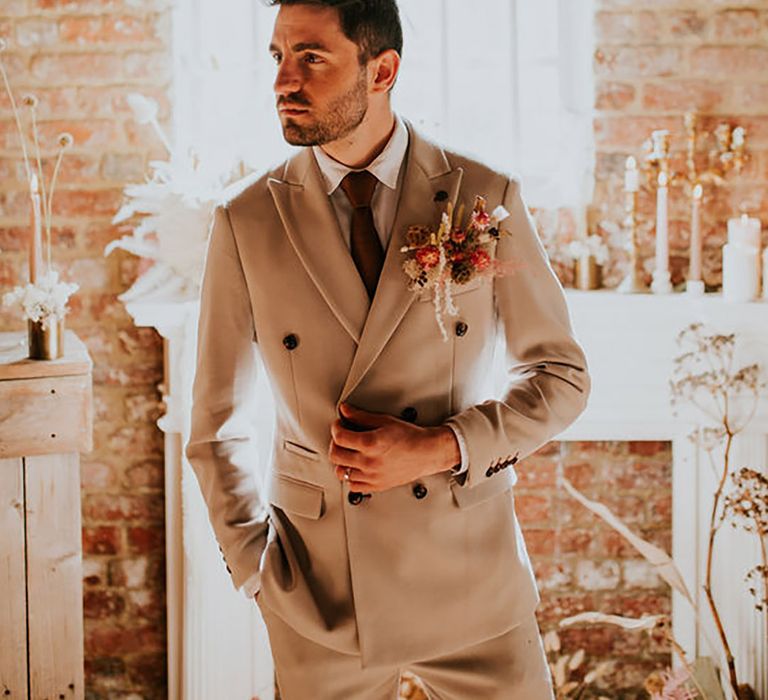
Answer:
[{"xmin": 416, "ymin": 275, "xmax": 486, "ymax": 302}]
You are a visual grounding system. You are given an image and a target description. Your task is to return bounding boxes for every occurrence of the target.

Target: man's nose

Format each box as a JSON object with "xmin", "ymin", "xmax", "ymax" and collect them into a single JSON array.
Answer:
[{"xmin": 274, "ymin": 60, "xmax": 301, "ymax": 97}]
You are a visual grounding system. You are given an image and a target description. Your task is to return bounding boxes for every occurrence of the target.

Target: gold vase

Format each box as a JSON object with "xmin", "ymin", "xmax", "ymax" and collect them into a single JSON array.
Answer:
[
  {"xmin": 27, "ymin": 316, "xmax": 65, "ymax": 360},
  {"xmin": 573, "ymin": 254, "xmax": 603, "ymax": 290}
]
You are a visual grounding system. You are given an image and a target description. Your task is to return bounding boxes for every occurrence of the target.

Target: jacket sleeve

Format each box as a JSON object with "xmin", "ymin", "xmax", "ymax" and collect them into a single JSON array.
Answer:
[
  {"xmin": 444, "ymin": 176, "xmax": 591, "ymax": 489},
  {"xmin": 184, "ymin": 203, "xmax": 270, "ymax": 592}
]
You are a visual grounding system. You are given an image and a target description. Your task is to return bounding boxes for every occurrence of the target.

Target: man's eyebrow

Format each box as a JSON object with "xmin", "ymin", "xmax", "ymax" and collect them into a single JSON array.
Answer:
[{"xmin": 268, "ymin": 41, "xmax": 332, "ymax": 53}]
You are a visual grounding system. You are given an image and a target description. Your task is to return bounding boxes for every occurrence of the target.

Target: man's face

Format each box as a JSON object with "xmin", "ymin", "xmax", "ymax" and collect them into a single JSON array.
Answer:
[{"xmin": 269, "ymin": 4, "xmax": 370, "ymax": 146}]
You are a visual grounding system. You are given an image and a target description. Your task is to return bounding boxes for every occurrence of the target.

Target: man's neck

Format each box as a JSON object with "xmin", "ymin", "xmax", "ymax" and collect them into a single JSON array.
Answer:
[{"xmin": 318, "ymin": 109, "xmax": 396, "ymax": 170}]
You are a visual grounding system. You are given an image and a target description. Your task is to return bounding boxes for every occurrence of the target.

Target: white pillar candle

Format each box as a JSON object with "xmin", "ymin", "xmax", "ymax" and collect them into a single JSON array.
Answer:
[
  {"xmin": 723, "ymin": 242, "xmax": 759, "ymax": 302},
  {"xmin": 727, "ymin": 214, "xmax": 761, "ymax": 248},
  {"xmin": 688, "ymin": 184, "xmax": 703, "ymax": 282},
  {"xmin": 651, "ymin": 171, "xmax": 673, "ymax": 294},
  {"xmin": 29, "ymin": 173, "xmax": 43, "ymax": 284},
  {"xmin": 727, "ymin": 214, "xmax": 762, "ymax": 286},
  {"xmin": 624, "ymin": 156, "xmax": 639, "ymax": 193}
]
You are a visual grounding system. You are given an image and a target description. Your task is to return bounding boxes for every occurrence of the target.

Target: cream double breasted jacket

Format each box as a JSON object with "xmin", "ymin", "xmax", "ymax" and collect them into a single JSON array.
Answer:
[{"xmin": 184, "ymin": 118, "xmax": 591, "ymax": 669}]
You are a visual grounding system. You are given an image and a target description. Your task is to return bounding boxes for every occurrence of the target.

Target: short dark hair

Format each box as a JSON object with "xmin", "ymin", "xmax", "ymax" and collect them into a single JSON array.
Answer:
[{"xmin": 265, "ymin": 0, "xmax": 403, "ymax": 65}]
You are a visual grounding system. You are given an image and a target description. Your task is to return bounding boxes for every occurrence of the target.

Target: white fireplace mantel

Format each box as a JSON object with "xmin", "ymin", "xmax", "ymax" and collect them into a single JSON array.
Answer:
[{"xmin": 125, "ymin": 288, "xmax": 768, "ymax": 700}]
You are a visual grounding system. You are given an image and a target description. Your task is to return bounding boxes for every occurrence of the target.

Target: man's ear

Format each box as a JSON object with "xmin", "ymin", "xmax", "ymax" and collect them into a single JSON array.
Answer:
[{"xmin": 370, "ymin": 49, "xmax": 400, "ymax": 95}]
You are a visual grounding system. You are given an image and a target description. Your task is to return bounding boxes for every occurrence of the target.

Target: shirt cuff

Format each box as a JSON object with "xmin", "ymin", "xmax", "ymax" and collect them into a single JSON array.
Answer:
[
  {"xmin": 446, "ymin": 424, "xmax": 469, "ymax": 475},
  {"xmin": 241, "ymin": 569, "xmax": 262, "ymax": 600}
]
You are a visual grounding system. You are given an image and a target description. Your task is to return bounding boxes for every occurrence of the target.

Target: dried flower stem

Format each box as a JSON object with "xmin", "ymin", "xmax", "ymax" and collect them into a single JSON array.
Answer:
[
  {"xmin": 46, "ymin": 144, "xmax": 68, "ymax": 269},
  {"xmin": 703, "ymin": 423, "xmax": 740, "ymax": 698},
  {"xmin": 28, "ymin": 105, "xmax": 52, "ymax": 270},
  {"xmin": 0, "ymin": 51, "xmax": 32, "ymax": 184}
]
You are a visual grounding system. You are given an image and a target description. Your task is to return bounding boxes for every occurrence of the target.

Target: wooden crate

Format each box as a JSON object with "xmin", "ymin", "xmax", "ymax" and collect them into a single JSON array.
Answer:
[{"xmin": 0, "ymin": 330, "xmax": 93, "ymax": 700}]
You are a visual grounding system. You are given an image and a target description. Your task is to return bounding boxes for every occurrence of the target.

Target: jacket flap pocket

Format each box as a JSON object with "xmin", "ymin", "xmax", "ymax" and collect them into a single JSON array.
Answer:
[
  {"xmin": 450, "ymin": 467, "xmax": 516, "ymax": 509},
  {"xmin": 268, "ymin": 473, "xmax": 324, "ymax": 519},
  {"xmin": 283, "ymin": 439, "xmax": 320, "ymax": 461}
]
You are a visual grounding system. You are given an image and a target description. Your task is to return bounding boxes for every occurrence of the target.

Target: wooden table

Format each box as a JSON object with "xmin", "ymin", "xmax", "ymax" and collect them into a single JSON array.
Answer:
[{"xmin": 0, "ymin": 329, "xmax": 93, "ymax": 700}]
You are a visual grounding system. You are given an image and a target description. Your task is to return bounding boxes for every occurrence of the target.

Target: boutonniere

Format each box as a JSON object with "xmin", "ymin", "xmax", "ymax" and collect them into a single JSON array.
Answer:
[{"xmin": 400, "ymin": 194, "xmax": 511, "ymax": 341}]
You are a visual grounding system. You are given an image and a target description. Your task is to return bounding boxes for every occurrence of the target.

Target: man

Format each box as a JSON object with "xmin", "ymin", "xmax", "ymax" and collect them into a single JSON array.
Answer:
[{"xmin": 184, "ymin": 0, "xmax": 591, "ymax": 697}]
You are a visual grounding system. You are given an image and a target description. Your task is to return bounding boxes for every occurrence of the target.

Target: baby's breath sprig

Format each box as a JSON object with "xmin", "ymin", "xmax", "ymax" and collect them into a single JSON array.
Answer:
[{"xmin": 723, "ymin": 468, "xmax": 768, "ymax": 614}]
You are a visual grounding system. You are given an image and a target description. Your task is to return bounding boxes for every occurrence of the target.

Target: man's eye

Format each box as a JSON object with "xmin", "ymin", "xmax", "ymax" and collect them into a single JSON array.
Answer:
[
  {"xmin": 304, "ymin": 53, "xmax": 322, "ymax": 64},
  {"xmin": 271, "ymin": 53, "xmax": 281, "ymax": 64}
]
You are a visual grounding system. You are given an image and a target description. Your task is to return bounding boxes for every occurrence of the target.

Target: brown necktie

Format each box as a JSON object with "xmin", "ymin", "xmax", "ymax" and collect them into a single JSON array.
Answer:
[{"xmin": 339, "ymin": 170, "xmax": 385, "ymax": 299}]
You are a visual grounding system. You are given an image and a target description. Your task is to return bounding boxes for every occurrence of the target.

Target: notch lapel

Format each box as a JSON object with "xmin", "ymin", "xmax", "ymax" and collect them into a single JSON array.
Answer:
[{"xmin": 337, "ymin": 120, "xmax": 464, "ymax": 404}]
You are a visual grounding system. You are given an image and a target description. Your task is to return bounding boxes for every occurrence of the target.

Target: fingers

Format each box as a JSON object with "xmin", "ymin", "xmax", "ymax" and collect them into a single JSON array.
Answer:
[
  {"xmin": 330, "ymin": 418, "xmax": 380, "ymax": 451},
  {"xmin": 339, "ymin": 402, "xmax": 390, "ymax": 428},
  {"xmin": 333, "ymin": 464, "xmax": 372, "ymax": 488},
  {"xmin": 329, "ymin": 442, "xmax": 362, "ymax": 466}
]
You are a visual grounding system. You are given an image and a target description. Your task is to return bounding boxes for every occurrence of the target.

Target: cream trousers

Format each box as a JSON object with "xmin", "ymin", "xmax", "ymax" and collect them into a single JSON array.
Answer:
[{"xmin": 256, "ymin": 600, "xmax": 555, "ymax": 700}]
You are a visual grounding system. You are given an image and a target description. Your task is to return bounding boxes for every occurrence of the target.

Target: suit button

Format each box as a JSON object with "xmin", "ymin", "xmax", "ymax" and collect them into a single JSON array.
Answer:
[
  {"xmin": 282, "ymin": 333, "xmax": 298, "ymax": 350},
  {"xmin": 511, "ymin": 454, "xmax": 519, "ymax": 464},
  {"xmin": 455, "ymin": 321, "xmax": 468, "ymax": 337},
  {"xmin": 400, "ymin": 406, "xmax": 418, "ymax": 423},
  {"xmin": 485, "ymin": 467, "xmax": 494, "ymax": 477},
  {"xmin": 348, "ymin": 491, "xmax": 364, "ymax": 505},
  {"xmin": 412, "ymin": 483, "xmax": 428, "ymax": 499}
]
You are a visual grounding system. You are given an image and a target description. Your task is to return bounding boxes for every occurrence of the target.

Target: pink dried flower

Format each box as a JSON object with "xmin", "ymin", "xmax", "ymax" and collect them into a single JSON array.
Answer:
[
  {"xmin": 644, "ymin": 667, "xmax": 698, "ymax": 700},
  {"xmin": 470, "ymin": 249, "xmax": 491, "ymax": 271}
]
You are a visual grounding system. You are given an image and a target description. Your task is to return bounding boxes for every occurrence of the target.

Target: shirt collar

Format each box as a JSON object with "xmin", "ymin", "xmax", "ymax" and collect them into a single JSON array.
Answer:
[{"xmin": 312, "ymin": 113, "xmax": 409, "ymax": 195}]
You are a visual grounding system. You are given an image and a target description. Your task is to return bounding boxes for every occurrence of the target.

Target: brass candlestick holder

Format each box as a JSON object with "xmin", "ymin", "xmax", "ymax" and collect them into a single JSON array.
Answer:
[
  {"xmin": 617, "ymin": 184, "xmax": 646, "ymax": 293},
  {"xmin": 627, "ymin": 114, "xmax": 750, "ymax": 295}
]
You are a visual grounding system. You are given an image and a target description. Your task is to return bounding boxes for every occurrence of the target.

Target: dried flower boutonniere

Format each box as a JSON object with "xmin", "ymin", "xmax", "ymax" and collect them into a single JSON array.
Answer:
[{"xmin": 400, "ymin": 194, "xmax": 511, "ymax": 341}]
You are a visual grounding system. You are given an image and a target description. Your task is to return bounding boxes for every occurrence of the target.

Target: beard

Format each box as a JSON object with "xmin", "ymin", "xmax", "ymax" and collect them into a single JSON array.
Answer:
[{"xmin": 279, "ymin": 67, "xmax": 368, "ymax": 146}]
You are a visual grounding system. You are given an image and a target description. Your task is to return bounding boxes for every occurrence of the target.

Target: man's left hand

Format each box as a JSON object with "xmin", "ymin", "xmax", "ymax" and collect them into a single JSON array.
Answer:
[{"xmin": 329, "ymin": 402, "xmax": 460, "ymax": 492}]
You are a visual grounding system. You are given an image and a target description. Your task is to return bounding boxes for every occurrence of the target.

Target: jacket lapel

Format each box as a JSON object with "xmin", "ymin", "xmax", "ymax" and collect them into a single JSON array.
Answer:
[
  {"xmin": 267, "ymin": 118, "xmax": 464, "ymax": 404},
  {"xmin": 338, "ymin": 120, "xmax": 463, "ymax": 403},
  {"xmin": 268, "ymin": 149, "xmax": 370, "ymax": 344}
]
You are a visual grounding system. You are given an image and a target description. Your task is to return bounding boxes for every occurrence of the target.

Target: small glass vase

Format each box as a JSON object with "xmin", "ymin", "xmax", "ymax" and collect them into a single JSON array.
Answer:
[{"xmin": 27, "ymin": 315, "xmax": 65, "ymax": 360}]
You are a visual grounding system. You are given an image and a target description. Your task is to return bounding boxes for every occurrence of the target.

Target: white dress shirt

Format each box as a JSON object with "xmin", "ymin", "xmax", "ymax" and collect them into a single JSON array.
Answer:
[{"xmin": 241, "ymin": 113, "xmax": 468, "ymax": 601}]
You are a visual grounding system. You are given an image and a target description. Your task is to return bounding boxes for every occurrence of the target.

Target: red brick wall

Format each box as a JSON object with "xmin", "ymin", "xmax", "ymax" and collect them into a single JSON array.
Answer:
[
  {"xmin": 528, "ymin": 441, "xmax": 672, "ymax": 698},
  {"xmin": 0, "ymin": 2, "xmax": 170, "ymax": 698},
  {"xmin": 591, "ymin": 0, "xmax": 768, "ymax": 290}
]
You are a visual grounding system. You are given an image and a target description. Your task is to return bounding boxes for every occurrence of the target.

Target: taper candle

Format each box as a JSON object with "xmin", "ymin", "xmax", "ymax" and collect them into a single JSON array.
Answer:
[
  {"xmin": 624, "ymin": 156, "xmax": 639, "ymax": 193},
  {"xmin": 689, "ymin": 183, "xmax": 703, "ymax": 282},
  {"xmin": 29, "ymin": 173, "xmax": 43, "ymax": 284},
  {"xmin": 651, "ymin": 171, "xmax": 673, "ymax": 294}
]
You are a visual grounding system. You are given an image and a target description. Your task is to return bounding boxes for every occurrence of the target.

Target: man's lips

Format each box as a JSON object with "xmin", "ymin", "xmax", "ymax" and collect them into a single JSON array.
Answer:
[{"xmin": 279, "ymin": 106, "xmax": 309, "ymax": 115}]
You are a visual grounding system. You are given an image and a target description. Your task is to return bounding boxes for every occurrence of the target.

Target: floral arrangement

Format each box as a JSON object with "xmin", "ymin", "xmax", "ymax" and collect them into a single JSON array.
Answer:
[
  {"xmin": 2, "ymin": 269, "xmax": 79, "ymax": 327},
  {"xmin": 105, "ymin": 93, "xmax": 234, "ymax": 302},
  {"xmin": 400, "ymin": 194, "xmax": 511, "ymax": 341},
  {"xmin": 566, "ymin": 234, "xmax": 609, "ymax": 265},
  {"xmin": 0, "ymin": 37, "xmax": 78, "ymax": 328}
]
